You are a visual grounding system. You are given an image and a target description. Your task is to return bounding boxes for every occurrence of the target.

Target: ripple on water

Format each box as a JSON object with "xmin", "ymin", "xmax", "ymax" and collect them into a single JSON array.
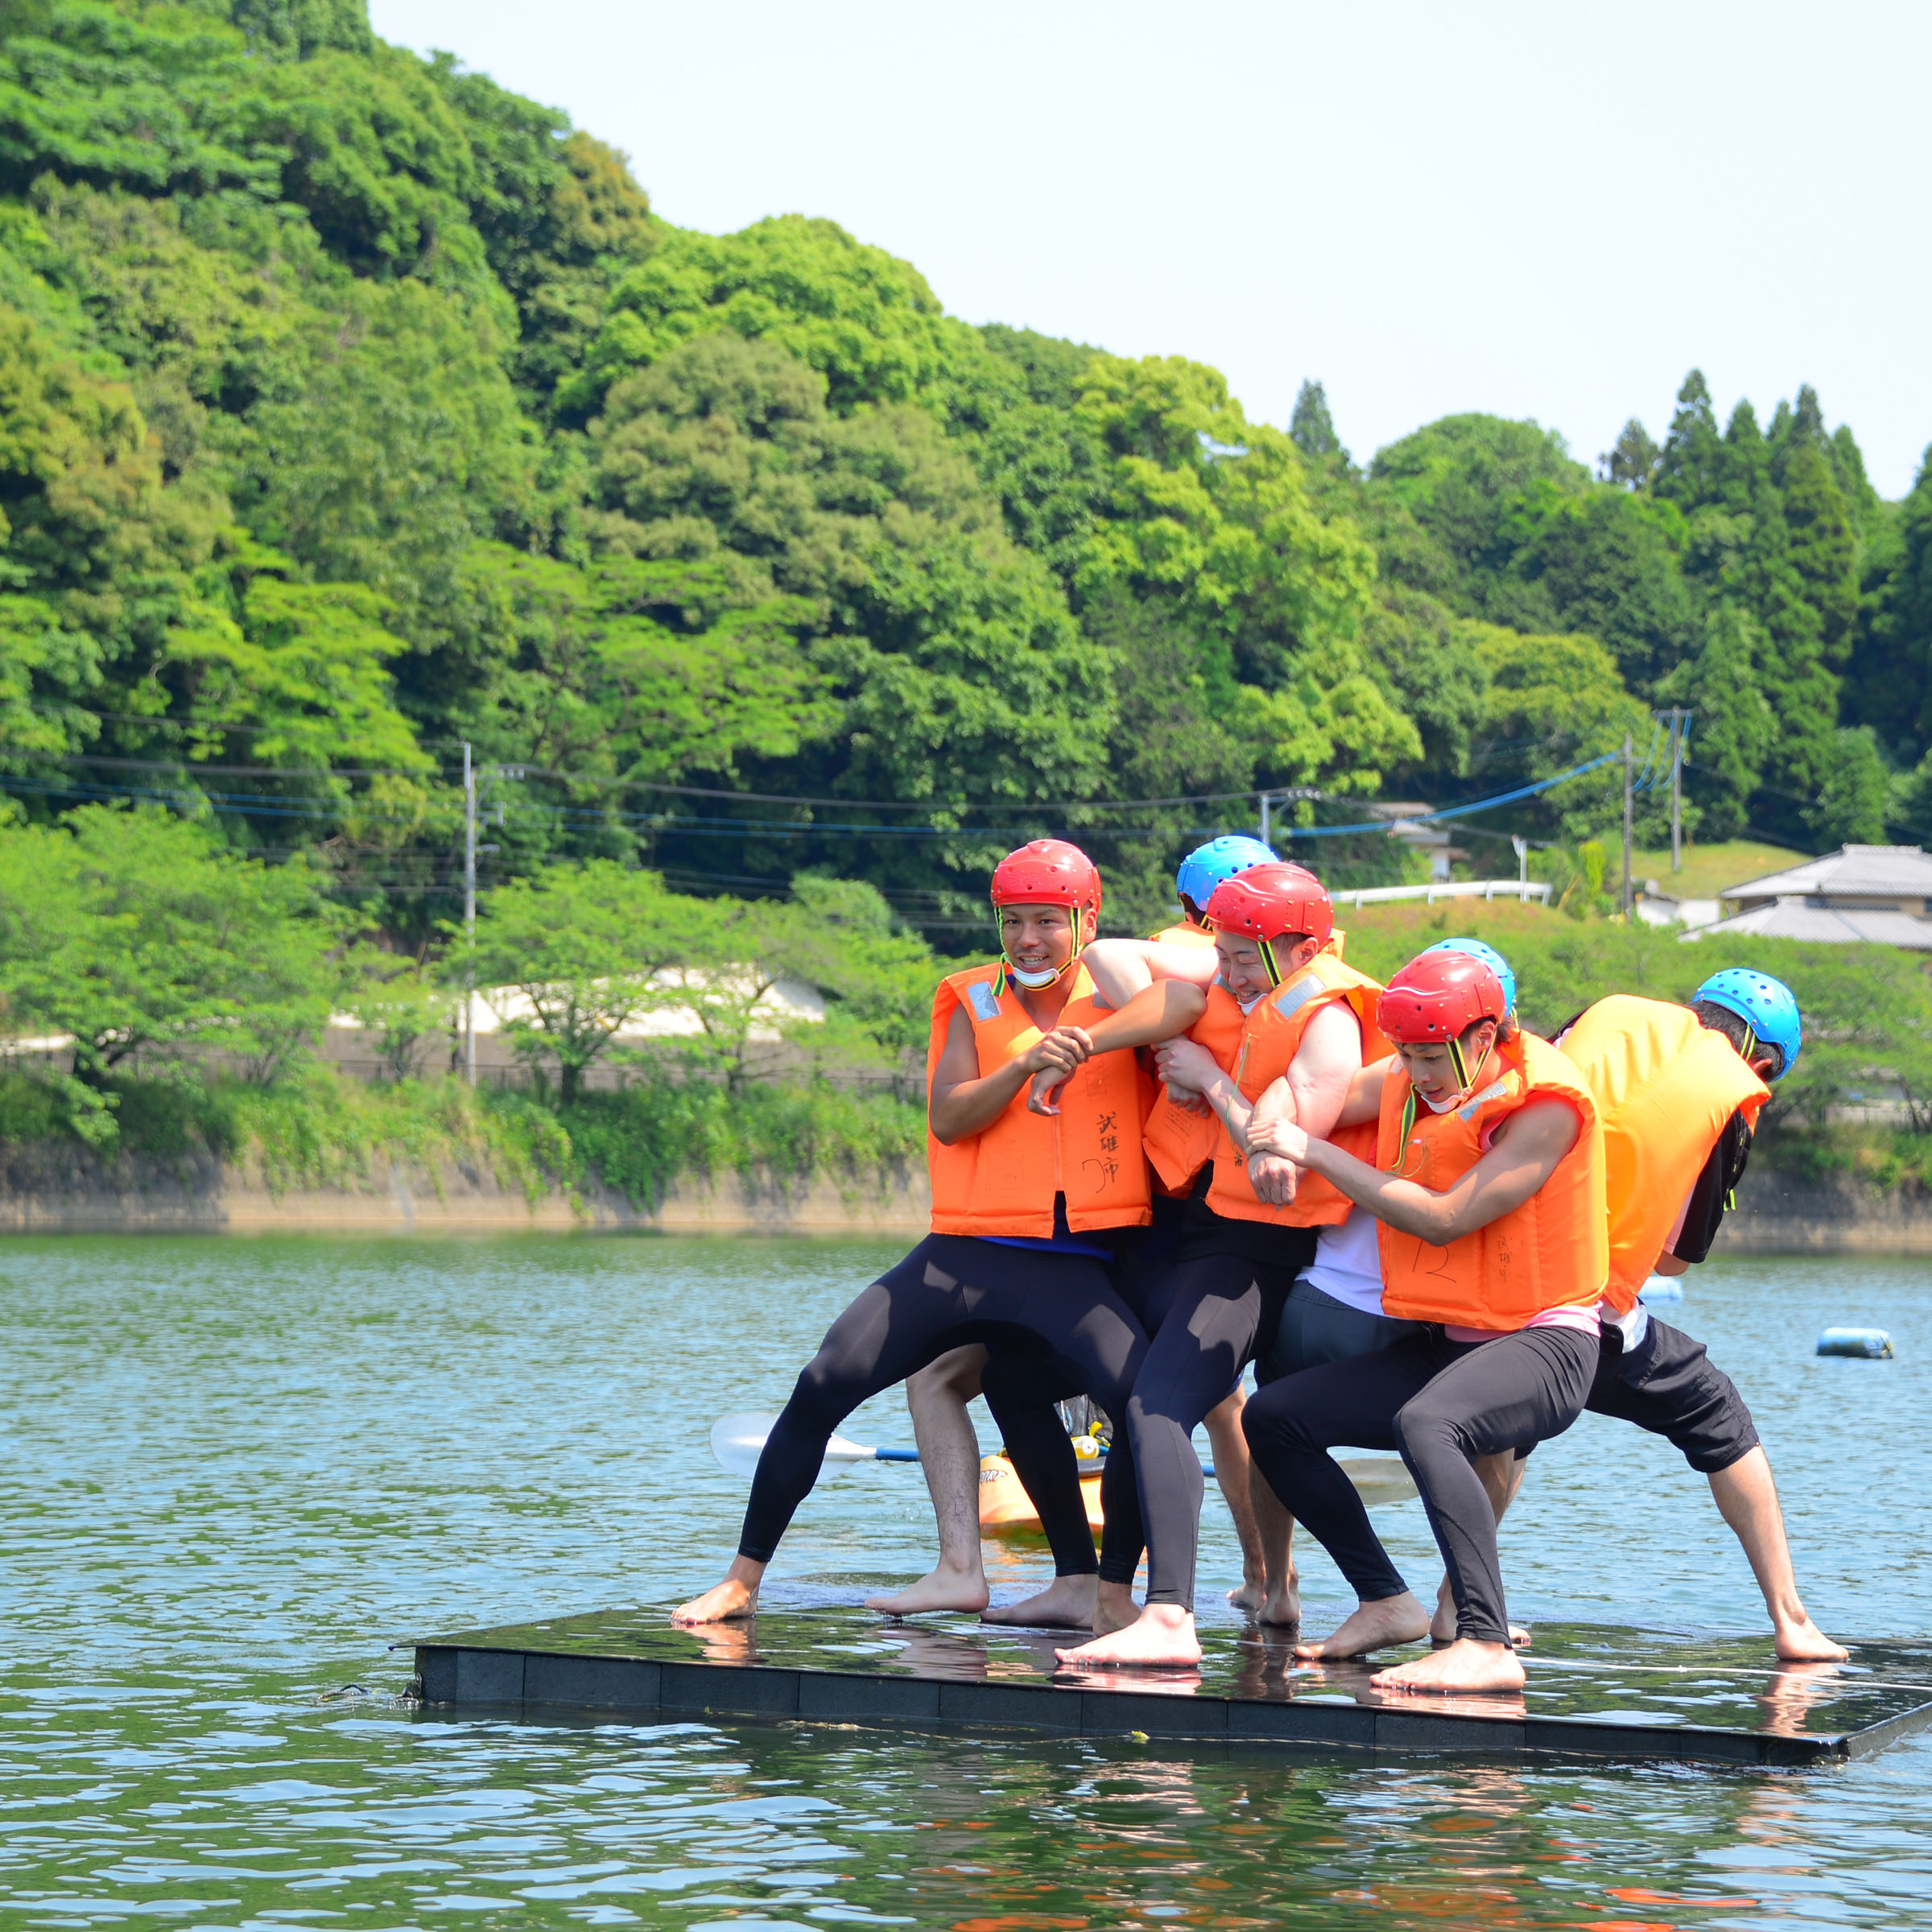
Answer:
[{"xmin": 1, "ymin": 1235, "xmax": 1930, "ymax": 1929}]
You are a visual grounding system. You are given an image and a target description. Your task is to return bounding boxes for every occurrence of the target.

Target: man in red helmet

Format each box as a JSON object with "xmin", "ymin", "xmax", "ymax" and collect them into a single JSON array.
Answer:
[
  {"xmin": 872, "ymin": 833, "xmax": 1286, "ymax": 1622},
  {"xmin": 1009, "ymin": 863, "xmax": 1385, "ymax": 1667},
  {"xmin": 675, "ymin": 841, "xmax": 1204, "ymax": 1628},
  {"xmin": 1240, "ymin": 948, "xmax": 1609, "ymax": 1694}
]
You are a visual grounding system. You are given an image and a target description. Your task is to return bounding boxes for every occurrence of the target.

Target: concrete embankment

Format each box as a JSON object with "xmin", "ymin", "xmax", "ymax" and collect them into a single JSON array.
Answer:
[
  {"xmin": 1709, "ymin": 1174, "xmax": 1932, "ymax": 1257},
  {"xmin": 0, "ymin": 1143, "xmax": 931, "ymax": 1237},
  {"xmin": 0, "ymin": 1151, "xmax": 1928, "ymax": 1252}
]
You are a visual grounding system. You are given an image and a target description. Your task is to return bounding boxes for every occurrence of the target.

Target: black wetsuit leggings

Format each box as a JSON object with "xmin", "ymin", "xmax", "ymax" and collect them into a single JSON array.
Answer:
[
  {"xmin": 1118, "ymin": 1257, "xmax": 1297, "ymax": 1608},
  {"xmin": 984, "ymin": 1255, "xmax": 1296, "ymax": 1604},
  {"xmin": 1241, "ymin": 1324, "xmax": 1598, "ymax": 1643},
  {"xmin": 737, "ymin": 1234, "xmax": 1149, "ymax": 1573}
]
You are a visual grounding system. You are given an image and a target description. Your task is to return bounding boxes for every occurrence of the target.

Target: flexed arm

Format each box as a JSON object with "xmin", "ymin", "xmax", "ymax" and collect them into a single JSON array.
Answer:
[
  {"xmin": 1240, "ymin": 1003, "xmax": 1366, "ymax": 1204},
  {"xmin": 1026, "ymin": 980, "xmax": 1208, "ymax": 1115},
  {"xmin": 1080, "ymin": 936, "xmax": 1223, "ymax": 1008},
  {"xmin": 1255, "ymin": 1093, "xmax": 1581, "ymax": 1243},
  {"xmin": 931, "ymin": 1004, "xmax": 1088, "ymax": 1144}
]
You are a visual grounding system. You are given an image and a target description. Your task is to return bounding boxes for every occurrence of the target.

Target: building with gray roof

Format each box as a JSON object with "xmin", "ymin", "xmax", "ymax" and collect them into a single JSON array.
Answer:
[{"xmin": 1690, "ymin": 845, "xmax": 1932, "ymax": 949}]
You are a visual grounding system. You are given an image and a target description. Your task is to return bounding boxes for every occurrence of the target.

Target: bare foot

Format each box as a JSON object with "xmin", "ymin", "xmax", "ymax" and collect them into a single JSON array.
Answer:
[
  {"xmin": 1294, "ymin": 1591, "xmax": 1430, "ymax": 1660},
  {"xmin": 1257, "ymin": 1566, "xmax": 1301, "ymax": 1629},
  {"xmin": 865, "ymin": 1563, "xmax": 991, "ymax": 1616},
  {"xmin": 673, "ymin": 1575, "xmax": 758, "ymax": 1625},
  {"xmin": 1371, "ymin": 1637, "xmax": 1525, "ymax": 1694},
  {"xmin": 1055, "ymin": 1604, "xmax": 1201, "ymax": 1669},
  {"xmin": 1226, "ymin": 1569, "xmax": 1266, "ymax": 1612},
  {"xmin": 1773, "ymin": 1614, "xmax": 1849, "ymax": 1662},
  {"xmin": 1091, "ymin": 1579, "xmax": 1140, "ymax": 1636},
  {"xmin": 1430, "ymin": 1576, "xmax": 1528, "ymax": 1646},
  {"xmin": 982, "ymin": 1573, "xmax": 1097, "ymax": 1629}
]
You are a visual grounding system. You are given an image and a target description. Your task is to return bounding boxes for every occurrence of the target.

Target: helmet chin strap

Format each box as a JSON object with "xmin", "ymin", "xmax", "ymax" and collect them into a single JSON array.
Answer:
[
  {"xmin": 1257, "ymin": 935, "xmax": 1282, "ymax": 987},
  {"xmin": 996, "ymin": 905, "xmax": 1090, "ymax": 990},
  {"xmin": 1006, "ymin": 960, "xmax": 1065, "ymax": 989},
  {"xmin": 1439, "ymin": 1028, "xmax": 1498, "ymax": 1107}
]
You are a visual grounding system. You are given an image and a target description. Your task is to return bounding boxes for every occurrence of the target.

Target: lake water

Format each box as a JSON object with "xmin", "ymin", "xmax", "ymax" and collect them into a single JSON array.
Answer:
[{"xmin": 3, "ymin": 1235, "xmax": 1930, "ymax": 1930}]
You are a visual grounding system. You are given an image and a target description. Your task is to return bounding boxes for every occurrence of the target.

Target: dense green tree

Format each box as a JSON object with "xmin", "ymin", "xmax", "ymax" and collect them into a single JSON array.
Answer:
[
  {"xmin": 1461, "ymin": 622, "xmax": 1649, "ymax": 841},
  {"xmin": 1488, "ymin": 485, "xmax": 1699, "ymax": 689},
  {"xmin": 1290, "ymin": 379, "xmax": 1348, "ymax": 469},
  {"xmin": 1072, "ymin": 588, "xmax": 1258, "ymax": 931},
  {"xmin": 1654, "ymin": 369, "xmax": 1727, "ymax": 510},
  {"xmin": 1653, "ymin": 601, "xmax": 1775, "ymax": 840},
  {"xmin": 1847, "ymin": 451, "xmax": 1932, "ymax": 766},
  {"xmin": 0, "ymin": 0, "xmax": 1926, "ymax": 937},
  {"xmin": 468, "ymin": 859, "xmax": 689, "ymax": 1101},
  {"xmin": 559, "ymin": 213, "xmax": 981, "ymax": 422},
  {"xmin": 1600, "ymin": 419, "xmax": 1660, "ymax": 490},
  {"xmin": 1368, "ymin": 413, "xmax": 1588, "ymax": 598},
  {"xmin": 1071, "ymin": 353, "xmax": 1412, "ymax": 791},
  {"xmin": 1357, "ymin": 586, "xmax": 1488, "ymax": 779},
  {"xmin": 0, "ymin": 804, "xmax": 351, "ymax": 1133},
  {"xmin": 1805, "ymin": 724, "xmax": 1889, "ymax": 847}
]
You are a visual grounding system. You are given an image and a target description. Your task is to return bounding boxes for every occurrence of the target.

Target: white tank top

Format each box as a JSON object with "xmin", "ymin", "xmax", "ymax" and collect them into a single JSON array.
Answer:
[{"xmin": 1301, "ymin": 1205, "xmax": 1385, "ymax": 1316}]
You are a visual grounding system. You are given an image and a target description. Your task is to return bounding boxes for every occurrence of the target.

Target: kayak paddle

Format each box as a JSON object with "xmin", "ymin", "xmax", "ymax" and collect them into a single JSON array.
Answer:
[{"xmin": 710, "ymin": 1409, "xmax": 923, "ymax": 1480}]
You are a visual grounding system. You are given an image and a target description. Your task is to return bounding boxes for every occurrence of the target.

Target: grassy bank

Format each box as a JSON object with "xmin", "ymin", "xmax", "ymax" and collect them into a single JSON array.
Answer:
[{"xmin": 0, "ymin": 1067, "xmax": 927, "ymax": 1208}]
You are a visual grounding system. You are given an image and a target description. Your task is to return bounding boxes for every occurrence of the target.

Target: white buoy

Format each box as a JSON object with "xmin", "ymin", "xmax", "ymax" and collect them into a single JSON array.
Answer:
[{"xmin": 1816, "ymin": 1327, "xmax": 1894, "ymax": 1360}]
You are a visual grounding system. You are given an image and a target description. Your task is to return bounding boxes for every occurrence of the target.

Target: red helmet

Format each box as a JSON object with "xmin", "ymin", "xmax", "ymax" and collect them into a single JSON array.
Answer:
[
  {"xmin": 1377, "ymin": 950, "xmax": 1507, "ymax": 1045},
  {"xmin": 1205, "ymin": 863, "xmax": 1334, "ymax": 947},
  {"xmin": 989, "ymin": 840, "xmax": 1101, "ymax": 919}
]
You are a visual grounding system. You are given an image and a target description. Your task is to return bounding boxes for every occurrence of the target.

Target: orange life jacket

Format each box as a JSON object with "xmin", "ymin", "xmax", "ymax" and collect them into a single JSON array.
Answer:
[
  {"xmin": 1376, "ymin": 1030, "xmax": 1609, "ymax": 1327},
  {"xmin": 1203, "ymin": 948, "xmax": 1389, "ymax": 1227},
  {"xmin": 1125, "ymin": 920, "xmax": 1220, "ymax": 1194},
  {"xmin": 1143, "ymin": 982, "xmax": 1248, "ymax": 1194},
  {"xmin": 1558, "ymin": 995, "xmax": 1770, "ymax": 1312},
  {"xmin": 1149, "ymin": 922, "xmax": 1217, "ymax": 949},
  {"xmin": 927, "ymin": 960, "xmax": 1153, "ymax": 1237}
]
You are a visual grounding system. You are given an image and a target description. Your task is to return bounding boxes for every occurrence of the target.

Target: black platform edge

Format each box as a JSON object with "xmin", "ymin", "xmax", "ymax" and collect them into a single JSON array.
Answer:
[{"xmin": 410, "ymin": 1641, "xmax": 1874, "ymax": 1768}]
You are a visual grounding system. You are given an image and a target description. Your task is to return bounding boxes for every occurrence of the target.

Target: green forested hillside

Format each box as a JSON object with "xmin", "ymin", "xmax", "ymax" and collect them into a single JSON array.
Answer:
[{"xmin": 2, "ymin": 0, "xmax": 1929, "ymax": 941}]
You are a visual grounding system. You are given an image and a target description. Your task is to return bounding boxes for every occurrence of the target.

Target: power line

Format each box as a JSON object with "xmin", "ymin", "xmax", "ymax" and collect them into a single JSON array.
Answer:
[
  {"xmin": 2, "ymin": 749, "xmax": 1626, "ymax": 854},
  {"xmin": 35, "ymin": 748, "xmax": 1296, "ymax": 815}
]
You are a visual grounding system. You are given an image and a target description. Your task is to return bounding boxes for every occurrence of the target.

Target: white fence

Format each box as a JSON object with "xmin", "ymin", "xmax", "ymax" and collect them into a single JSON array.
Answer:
[{"xmin": 1331, "ymin": 879, "xmax": 1553, "ymax": 910}]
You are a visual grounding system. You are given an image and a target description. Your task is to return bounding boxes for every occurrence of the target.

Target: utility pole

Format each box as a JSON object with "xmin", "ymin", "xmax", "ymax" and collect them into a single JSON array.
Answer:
[
  {"xmin": 1512, "ymin": 834, "xmax": 1528, "ymax": 893},
  {"xmin": 462, "ymin": 741, "xmax": 477, "ymax": 1088},
  {"xmin": 1621, "ymin": 733, "xmax": 1634, "ymax": 919},
  {"xmin": 1258, "ymin": 789, "xmax": 1269, "ymax": 848},
  {"xmin": 1659, "ymin": 706, "xmax": 1693, "ymax": 873}
]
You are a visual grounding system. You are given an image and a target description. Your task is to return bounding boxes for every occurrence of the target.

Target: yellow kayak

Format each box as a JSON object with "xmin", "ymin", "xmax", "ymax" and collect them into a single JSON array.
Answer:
[
  {"xmin": 977, "ymin": 1450, "xmax": 1417, "ymax": 1533},
  {"xmin": 978, "ymin": 1452, "xmax": 1104, "ymax": 1532}
]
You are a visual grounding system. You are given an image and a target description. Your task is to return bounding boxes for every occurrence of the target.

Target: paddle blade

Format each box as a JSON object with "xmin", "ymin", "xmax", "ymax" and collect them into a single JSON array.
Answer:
[
  {"xmin": 710, "ymin": 1410, "xmax": 878, "ymax": 1480},
  {"xmin": 712, "ymin": 1410, "xmax": 777, "ymax": 1480},
  {"xmin": 1340, "ymin": 1455, "xmax": 1419, "ymax": 1509}
]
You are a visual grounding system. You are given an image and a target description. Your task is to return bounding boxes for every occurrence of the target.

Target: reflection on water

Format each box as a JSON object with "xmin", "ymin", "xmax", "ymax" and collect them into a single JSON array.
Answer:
[{"xmin": 2, "ymin": 1234, "xmax": 1931, "ymax": 1927}]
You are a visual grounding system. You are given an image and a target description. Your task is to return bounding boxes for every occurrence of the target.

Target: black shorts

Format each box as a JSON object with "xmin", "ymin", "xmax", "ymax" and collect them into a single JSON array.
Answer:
[{"xmin": 1586, "ymin": 1315, "xmax": 1760, "ymax": 1474}]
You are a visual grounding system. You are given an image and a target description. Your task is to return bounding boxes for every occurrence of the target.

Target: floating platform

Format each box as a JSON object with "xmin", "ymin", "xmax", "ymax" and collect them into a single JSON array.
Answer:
[{"xmin": 412, "ymin": 1604, "xmax": 1932, "ymax": 1768}]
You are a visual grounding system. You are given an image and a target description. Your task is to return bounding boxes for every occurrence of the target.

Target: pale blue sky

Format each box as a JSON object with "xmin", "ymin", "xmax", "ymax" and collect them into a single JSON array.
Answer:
[{"xmin": 369, "ymin": 0, "xmax": 1928, "ymax": 497}]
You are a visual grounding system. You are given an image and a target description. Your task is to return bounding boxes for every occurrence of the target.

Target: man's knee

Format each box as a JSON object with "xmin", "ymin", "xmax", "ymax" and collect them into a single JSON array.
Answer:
[
  {"xmin": 908, "ymin": 1346, "xmax": 985, "ymax": 1405},
  {"xmin": 1241, "ymin": 1385, "xmax": 1319, "ymax": 1457},
  {"xmin": 790, "ymin": 1354, "xmax": 852, "ymax": 1424},
  {"xmin": 1125, "ymin": 1387, "xmax": 1195, "ymax": 1446},
  {"xmin": 1391, "ymin": 1394, "xmax": 1464, "ymax": 1464}
]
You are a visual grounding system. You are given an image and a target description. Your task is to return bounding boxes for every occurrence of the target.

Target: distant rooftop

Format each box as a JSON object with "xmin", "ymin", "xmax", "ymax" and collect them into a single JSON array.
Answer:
[
  {"xmin": 1692, "ymin": 899, "xmax": 1932, "ymax": 951},
  {"xmin": 1723, "ymin": 844, "xmax": 1932, "ymax": 902}
]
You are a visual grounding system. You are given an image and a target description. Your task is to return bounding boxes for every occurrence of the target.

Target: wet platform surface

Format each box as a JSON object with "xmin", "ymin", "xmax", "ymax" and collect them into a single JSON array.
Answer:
[{"xmin": 414, "ymin": 1606, "xmax": 1932, "ymax": 1767}]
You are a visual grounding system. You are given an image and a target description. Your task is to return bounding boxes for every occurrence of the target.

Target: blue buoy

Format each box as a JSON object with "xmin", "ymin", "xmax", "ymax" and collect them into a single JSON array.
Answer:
[
  {"xmin": 1637, "ymin": 1276, "xmax": 1683, "ymax": 1305},
  {"xmin": 1816, "ymin": 1327, "xmax": 1894, "ymax": 1360}
]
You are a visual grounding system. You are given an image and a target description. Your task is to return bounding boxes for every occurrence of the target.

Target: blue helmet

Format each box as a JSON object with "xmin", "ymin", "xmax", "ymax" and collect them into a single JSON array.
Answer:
[
  {"xmin": 1692, "ymin": 968, "xmax": 1802, "ymax": 1080},
  {"xmin": 1175, "ymin": 835, "xmax": 1278, "ymax": 918},
  {"xmin": 1422, "ymin": 937, "xmax": 1517, "ymax": 1018}
]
